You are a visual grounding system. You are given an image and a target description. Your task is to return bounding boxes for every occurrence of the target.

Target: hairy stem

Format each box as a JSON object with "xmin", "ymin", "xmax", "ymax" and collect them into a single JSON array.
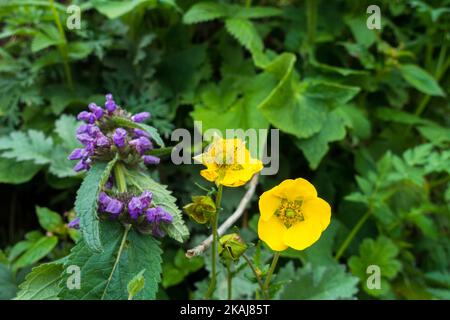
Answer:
[
  {"xmin": 226, "ymin": 261, "xmax": 232, "ymax": 300},
  {"xmin": 263, "ymin": 251, "xmax": 280, "ymax": 299},
  {"xmin": 243, "ymin": 254, "xmax": 264, "ymax": 299}
]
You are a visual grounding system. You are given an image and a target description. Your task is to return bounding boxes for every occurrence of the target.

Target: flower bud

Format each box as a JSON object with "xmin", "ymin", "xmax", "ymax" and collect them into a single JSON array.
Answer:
[
  {"xmin": 218, "ymin": 233, "xmax": 248, "ymax": 261},
  {"xmin": 183, "ymin": 196, "xmax": 216, "ymax": 224}
]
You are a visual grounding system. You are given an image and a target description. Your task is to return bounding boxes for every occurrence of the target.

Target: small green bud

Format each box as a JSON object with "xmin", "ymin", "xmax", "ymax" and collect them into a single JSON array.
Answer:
[
  {"xmin": 183, "ymin": 196, "xmax": 216, "ymax": 224},
  {"xmin": 218, "ymin": 233, "xmax": 248, "ymax": 261}
]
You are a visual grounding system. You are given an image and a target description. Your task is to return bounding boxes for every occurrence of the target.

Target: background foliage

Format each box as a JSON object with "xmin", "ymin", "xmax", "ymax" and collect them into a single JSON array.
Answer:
[{"xmin": 0, "ymin": 0, "xmax": 449, "ymax": 300}]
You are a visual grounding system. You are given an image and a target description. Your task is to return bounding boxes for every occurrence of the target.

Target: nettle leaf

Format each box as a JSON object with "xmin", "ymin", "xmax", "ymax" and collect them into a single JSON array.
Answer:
[
  {"xmin": 60, "ymin": 221, "xmax": 162, "ymax": 300},
  {"xmin": 279, "ymin": 263, "xmax": 359, "ymax": 300},
  {"xmin": 225, "ymin": 17, "xmax": 263, "ymax": 54},
  {"xmin": 259, "ymin": 54, "xmax": 360, "ymax": 139},
  {"xmin": 91, "ymin": 0, "xmax": 175, "ymax": 19},
  {"xmin": 15, "ymin": 262, "xmax": 63, "ymax": 300},
  {"xmin": 295, "ymin": 109, "xmax": 347, "ymax": 169},
  {"xmin": 0, "ymin": 157, "xmax": 41, "ymax": 184},
  {"xmin": 399, "ymin": 64, "xmax": 445, "ymax": 96},
  {"xmin": 183, "ymin": 2, "xmax": 228, "ymax": 24},
  {"xmin": 125, "ymin": 170, "xmax": 189, "ymax": 243},
  {"xmin": 348, "ymin": 236, "xmax": 402, "ymax": 297},
  {"xmin": 76, "ymin": 157, "xmax": 118, "ymax": 253},
  {"xmin": 0, "ymin": 130, "xmax": 53, "ymax": 165},
  {"xmin": 111, "ymin": 116, "xmax": 165, "ymax": 147}
]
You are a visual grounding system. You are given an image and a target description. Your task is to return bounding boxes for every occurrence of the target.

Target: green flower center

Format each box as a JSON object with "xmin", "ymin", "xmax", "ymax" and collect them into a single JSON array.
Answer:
[{"xmin": 275, "ymin": 199, "xmax": 304, "ymax": 228}]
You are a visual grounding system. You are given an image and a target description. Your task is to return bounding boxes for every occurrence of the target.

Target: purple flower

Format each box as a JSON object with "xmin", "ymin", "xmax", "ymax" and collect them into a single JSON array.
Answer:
[
  {"xmin": 68, "ymin": 217, "xmax": 80, "ymax": 229},
  {"xmin": 99, "ymin": 192, "xmax": 112, "ymax": 211},
  {"xmin": 131, "ymin": 112, "xmax": 150, "ymax": 123},
  {"xmin": 143, "ymin": 155, "xmax": 160, "ymax": 165},
  {"xmin": 95, "ymin": 132, "xmax": 110, "ymax": 147},
  {"xmin": 77, "ymin": 124, "xmax": 90, "ymax": 134},
  {"xmin": 68, "ymin": 148, "xmax": 84, "ymax": 160},
  {"xmin": 105, "ymin": 198, "xmax": 123, "ymax": 216},
  {"xmin": 128, "ymin": 197, "xmax": 144, "ymax": 219},
  {"xmin": 130, "ymin": 137, "xmax": 152, "ymax": 155},
  {"xmin": 139, "ymin": 190, "xmax": 153, "ymax": 207},
  {"xmin": 77, "ymin": 133, "xmax": 94, "ymax": 146},
  {"xmin": 77, "ymin": 111, "xmax": 96, "ymax": 124},
  {"xmin": 88, "ymin": 103, "xmax": 104, "ymax": 120},
  {"xmin": 133, "ymin": 128, "xmax": 150, "ymax": 138},
  {"xmin": 105, "ymin": 175, "xmax": 114, "ymax": 189},
  {"xmin": 105, "ymin": 93, "xmax": 117, "ymax": 113},
  {"xmin": 73, "ymin": 159, "xmax": 90, "ymax": 172},
  {"xmin": 146, "ymin": 206, "xmax": 172, "ymax": 237},
  {"xmin": 113, "ymin": 128, "xmax": 127, "ymax": 147}
]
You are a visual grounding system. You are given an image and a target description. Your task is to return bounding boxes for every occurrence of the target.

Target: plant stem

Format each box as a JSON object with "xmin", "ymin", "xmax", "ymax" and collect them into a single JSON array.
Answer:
[
  {"xmin": 226, "ymin": 261, "xmax": 232, "ymax": 300},
  {"xmin": 205, "ymin": 184, "xmax": 223, "ymax": 299},
  {"xmin": 243, "ymin": 254, "xmax": 264, "ymax": 299},
  {"xmin": 114, "ymin": 163, "xmax": 127, "ymax": 193},
  {"xmin": 334, "ymin": 209, "xmax": 372, "ymax": 260},
  {"xmin": 49, "ymin": 0, "xmax": 73, "ymax": 90},
  {"xmin": 262, "ymin": 251, "xmax": 280, "ymax": 299},
  {"xmin": 306, "ymin": 0, "xmax": 318, "ymax": 47}
]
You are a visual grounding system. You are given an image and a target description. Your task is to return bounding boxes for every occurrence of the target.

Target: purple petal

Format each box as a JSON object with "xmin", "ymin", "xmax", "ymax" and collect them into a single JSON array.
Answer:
[
  {"xmin": 77, "ymin": 111, "xmax": 96, "ymax": 124},
  {"xmin": 133, "ymin": 129, "xmax": 150, "ymax": 138},
  {"xmin": 68, "ymin": 148, "xmax": 84, "ymax": 160},
  {"xmin": 130, "ymin": 137, "xmax": 152, "ymax": 155},
  {"xmin": 88, "ymin": 103, "xmax": 104, "ymax": 120},
  {"xmin": 113, "ymin": 128, "xmax": 127, "ymax": 147},
  {"xmin": 77, "ymin": 133, "xmax": 94, "ymax": 146},
  {"xmin": 131, "ymin": 112, "xmax": 150, "ymax": 123},
  {"xmin": 105, "ymin": 199, "xmax": 123, "ymax": 215},
  {"xmin": 73, "ymin": 160, "xmax": 88, "ymax": 172},
  {"xmin": 128, "ymin": 197, "xmax": 144, "ymax": 219},
  {"xmin": 68, "ymin": 217, "xmax": 80, "ymax": 229},
  {"xmin": 143, "ymin": 155, "xmax": 160, "ymax": 165},
  {"xmin": 139, "ymin": 190, "xmax": 153, "ymax": 208}
]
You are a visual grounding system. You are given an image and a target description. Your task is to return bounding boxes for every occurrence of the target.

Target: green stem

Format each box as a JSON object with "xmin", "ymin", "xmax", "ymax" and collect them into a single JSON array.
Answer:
[
  {"xmin": 101, "ymin": 224, "xmax": 131, "ymax": 300},
  {"xmin": 306, "ymin": 0, "xmax": 318, "ymax": 47},
  {"xmin": 262, "ymin": 251, "xmax": 280, "ymax": 299},
  {"xmin": 245, "ymin": 0, "xmax": 252, "ymax": 8},
  {"xmin": 205, "ymin": 184, "xmax": 223, "ymax": 299},
  {"xmin": 334, "ymin": 209, "xmax": 372, "ymax": 260},
  {"xmin": 114, "ymin": 163, "xmax": 127, "ymax": 193},
  {"xmin": 243, "ymin": 254, "xmax": 264, "ymax": 299},
  {"xmin": 49, "ymin": 0, "xmax": 73, "ymax": 90},
  {"xmin": 226, "ymin": 261, "xmax": 232, "ymax": 300}
]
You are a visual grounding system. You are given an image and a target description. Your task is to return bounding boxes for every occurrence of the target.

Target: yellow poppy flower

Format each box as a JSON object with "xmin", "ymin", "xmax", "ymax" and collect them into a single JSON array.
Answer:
[
  {"xmin": 258, "ymin": 178, "xmax": 331, "ymax": 251},
  {"xmin": 193, "ymin": 136, "xmax": 263, "ymax": 187}
]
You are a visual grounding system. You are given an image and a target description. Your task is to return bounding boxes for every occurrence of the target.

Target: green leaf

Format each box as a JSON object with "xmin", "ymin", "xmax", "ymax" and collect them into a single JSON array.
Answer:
[
  {"xmin": 91, "ymin": 0, "xmax": 156, "ymax": 19},
  {"xmin": 348, "ymin": 236, "xmax": 402, "ymax": 297},
  {"xmin": 13, "ymin": 236, "xmax": 58, "ymax": 271},
  {"xmin": 76, "ymin": 157, "xmax": 118, "ymax": 253},
  {"xmin": 233, "ymin": 6, "xmax": 282, "ymax": 19},
  {"xmin": 31, "ymin": 25, "xmax": 62, "ymax": 53},
  {"xmin": 35, "ymin": 206, "xmax": 64, "ymax": 233},
  {"xmin": 225, "ymin": 18, "xmax": 263, "ymax": 54},
  {"xmin": 0, "ymin": 157, "xmax": 41, "ymax": 184},
  {"xmin": 15, "ymin": 263, "xmax": 63, "ymax": 300},
  {"xmin": 295, "ymin": 109, "xmax": 347, "ymax": 169},
  {"xmin": 280, "ymin": 263, "xmax": 359, "ymax": 299},
  {"xmin": 399, "ymin": 64, "xmax": 445, "ymax": 96},
  {"xmin": 127, "ymin": 269, "xmax": 146, "ymax": 300},
  {"xmin": 375, "ymin": 107, "xmax": 433, "ymax": 126},
  {"xmin": 259, "ymin": 54, "xmax": 359, "ymax": 139},
  {"xmin": 345, "ymin": 16, "xmax": 377, "ymax": 48},
  {"xmin": 0, "ymin": 130, "xmax": 53, "ymax": 165},
  {"xmin": 162, "ymin": 249, "xmax": 204, "ymax": 288},
  {"xmin": 60, "ymin": 221, "xmax": 162, "ymax": 300},
  {"xmin": 111, "ymin": 116, "xmax": 165, "ymax": 147},
  {"xmin": 54, "ymin": 114, "xmax": 82, "ymax": 151},
  {"xmin": 125, "ymin": 170, "xmax": 189, "ymax": 243},
  {"xmin": 183, "ymin": 2, "xmax": 228, "ymax": 24},
  {"xmin": 0, "ymin": 263, "xmax": 18, "ymax": 300}
]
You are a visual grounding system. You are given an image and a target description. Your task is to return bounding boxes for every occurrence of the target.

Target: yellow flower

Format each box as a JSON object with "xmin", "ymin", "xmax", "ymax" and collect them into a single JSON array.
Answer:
[
  {"xmin": 258, "ymin": 178, "xmax": 331, "ymax": 251},
  {"xmin": 193, "ymin": 136, "xmax": 263, "ymax": 187}
]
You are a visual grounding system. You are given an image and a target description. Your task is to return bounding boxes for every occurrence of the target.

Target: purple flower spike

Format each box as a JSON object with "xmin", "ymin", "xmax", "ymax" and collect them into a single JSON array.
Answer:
[
  {"xmin": 113, "ymin": 128, "xmax": 127, "ymax": 147},
  {"xmin": 88, "ymin": 103, "xmax": 104, "ymax": 120},
  {"xmin": 133, "ymin": 128, "xmax": 150, "ymax": 138},
  {"xmin": 130, "ymin": 137, "xmax": 152, "ymax": 155},
  {"xmin": 73, "ymin": 160, "xmax": 89, "ymax": 172},
  {"xmin": 146, "ymin": 207, "xmax": 172, "ymax": 237},
  {"xmin": 105, "ymin": 93, "xmax": 116, "ymax": 113},
  {"xmin": 68, "ymin": 148, "xmax": 84, "ymax": 160},
  {"xmin": 68, "ymin": 217, "xmax": 80, "ymax": 229},
  {"xmin": 131, "ymin": 112, "xmax": 150, "ymax": 123},
  {"xmin": 105, "ymin": 198, "xmax": 123, "ymax": 216},
  {"xmin": 77, "ymin": 111, "xmax": 96, "ymax": 124},
  {"xmin": 77, "ymin": 124, "xmax": 90, "ymax": 134},
  {"xmin": 77, "ymin": 133, "xmax": 94, "ymax": 146},
  {"xmin": 139, "ymin": 190, "xmax": 153, "ymax": 207},
  {"xmin": 95, "ymin": 132, "xmax": 110, "ymax": 147},
  {"xmin": 128, "ymin": 197, "xmax": 144, "ymax": 219},
  {"xmin": 143, "ymin": 155, "xmax": 160, "ymax": 165}
]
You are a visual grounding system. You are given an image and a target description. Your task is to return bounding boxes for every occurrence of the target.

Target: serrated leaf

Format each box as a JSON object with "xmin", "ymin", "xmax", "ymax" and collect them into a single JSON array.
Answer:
[
  {"xmin": 0, "ymin": 157, "xmax": 41, "ymax": 184},
  {"xmin": 399, "ymin": 64, "xmax": 445, "ymax": 96},
  {"xmin": 0, "ymin": 130, "xmax": 53, "ymax": 165},
  {"xmin": 54, "ymin": 114, "xmax": 82, "ymax": 151},
  {"xmin": 295, "ymin": 110, "xmax": 347, "ymax": 169},
  {"xmin": 111, "ymin": 116, "xmax": 165, "ymax": 147},
  {"xmin": 127, "ymin": 269, "xmax": 146, "ymax": 300},
  {"xmin": 31, "ymin": 25, "xmax": 62, "ymax": 53},
  {"xmin": 60, "ymin": 221, "xmax": 162, "ymax": 300},
  {"xmin": 15, "ymin": 263, "xmax": 63, "ymax": 300},
  {"xmin": 36, "ymin": 206, "xmax": 64, "ymax": 233},
  {"xmin": 225, "ymin": 18, "xmax": 263, "ymax": 54},
  {"xmin": 12, "ymin": 236, "xmax": 58, "ymax": 271},
  {"xmin": 280, "ymin": 263, "xmax": 359, "ymax": 299},
  {"xmin": 76, "ymin": 157, "xmax": 118, "ymax": 253},
  {"xmin": 91, "ymin": 0, "xmax": 157, "ymax": 19},
  {"xmin": 349, "ymin": 236, "xmax": 402, "ymax": 297},
  {"xmin": 183, "ymin": 2, "xmax": 228, "ymax": 24},
  {"xmin": 233, "ymin": 6, "xmax": 282, "ymax": 19},
  {"xmin": 125, "ymin": 170, "xmax": 189, "ymax": 243}
]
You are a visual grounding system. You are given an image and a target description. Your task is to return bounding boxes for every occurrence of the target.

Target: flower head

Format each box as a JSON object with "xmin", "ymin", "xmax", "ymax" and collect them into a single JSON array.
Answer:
[
  {"xmin": 258, "ymin": 178, "xmax": 331, "ymax": 251},
  {"xmin": 105, "ymin": 93, "xmax": 117, "ymax": 113},
  {"xmin": 193, "ymin": 136, "xmax": 263, "ymax": 187},
  {"xmin": 146, "ymin": 206, "xmax": 173, "ymax": 237},
  {"xmin": 113, "ymin": 128, "xmax": 127, "ymax": 147}
]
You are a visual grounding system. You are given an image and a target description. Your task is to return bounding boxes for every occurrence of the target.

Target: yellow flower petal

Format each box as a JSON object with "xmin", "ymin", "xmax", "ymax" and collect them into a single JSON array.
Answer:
[
  {"xmin": 258, "ymin": 216, "xmax": 288, "ymax": 251},
  {"xmin": 258, "ymin": 190, "xmax": 282, "ymax": 222},
  {"xmin": 273, "ymin": 178, "xmax": 317, "ymax": 201},
  {"xmin": 283, "ymin": 220, "xmax": 323, "ymax": 250},
  {"xmin": 199, "ymin": 168, "xmax": 218, "ymax": 183},
  {"xmin": 302, "ymin": 197, "xmax": 331, "ymax": 231}
]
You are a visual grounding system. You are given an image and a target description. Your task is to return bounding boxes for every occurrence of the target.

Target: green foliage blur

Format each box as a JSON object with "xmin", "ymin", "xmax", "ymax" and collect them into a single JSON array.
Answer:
[{"xmin": 0, "ymin": 0, "xmax": 449, "ymax": 300}]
